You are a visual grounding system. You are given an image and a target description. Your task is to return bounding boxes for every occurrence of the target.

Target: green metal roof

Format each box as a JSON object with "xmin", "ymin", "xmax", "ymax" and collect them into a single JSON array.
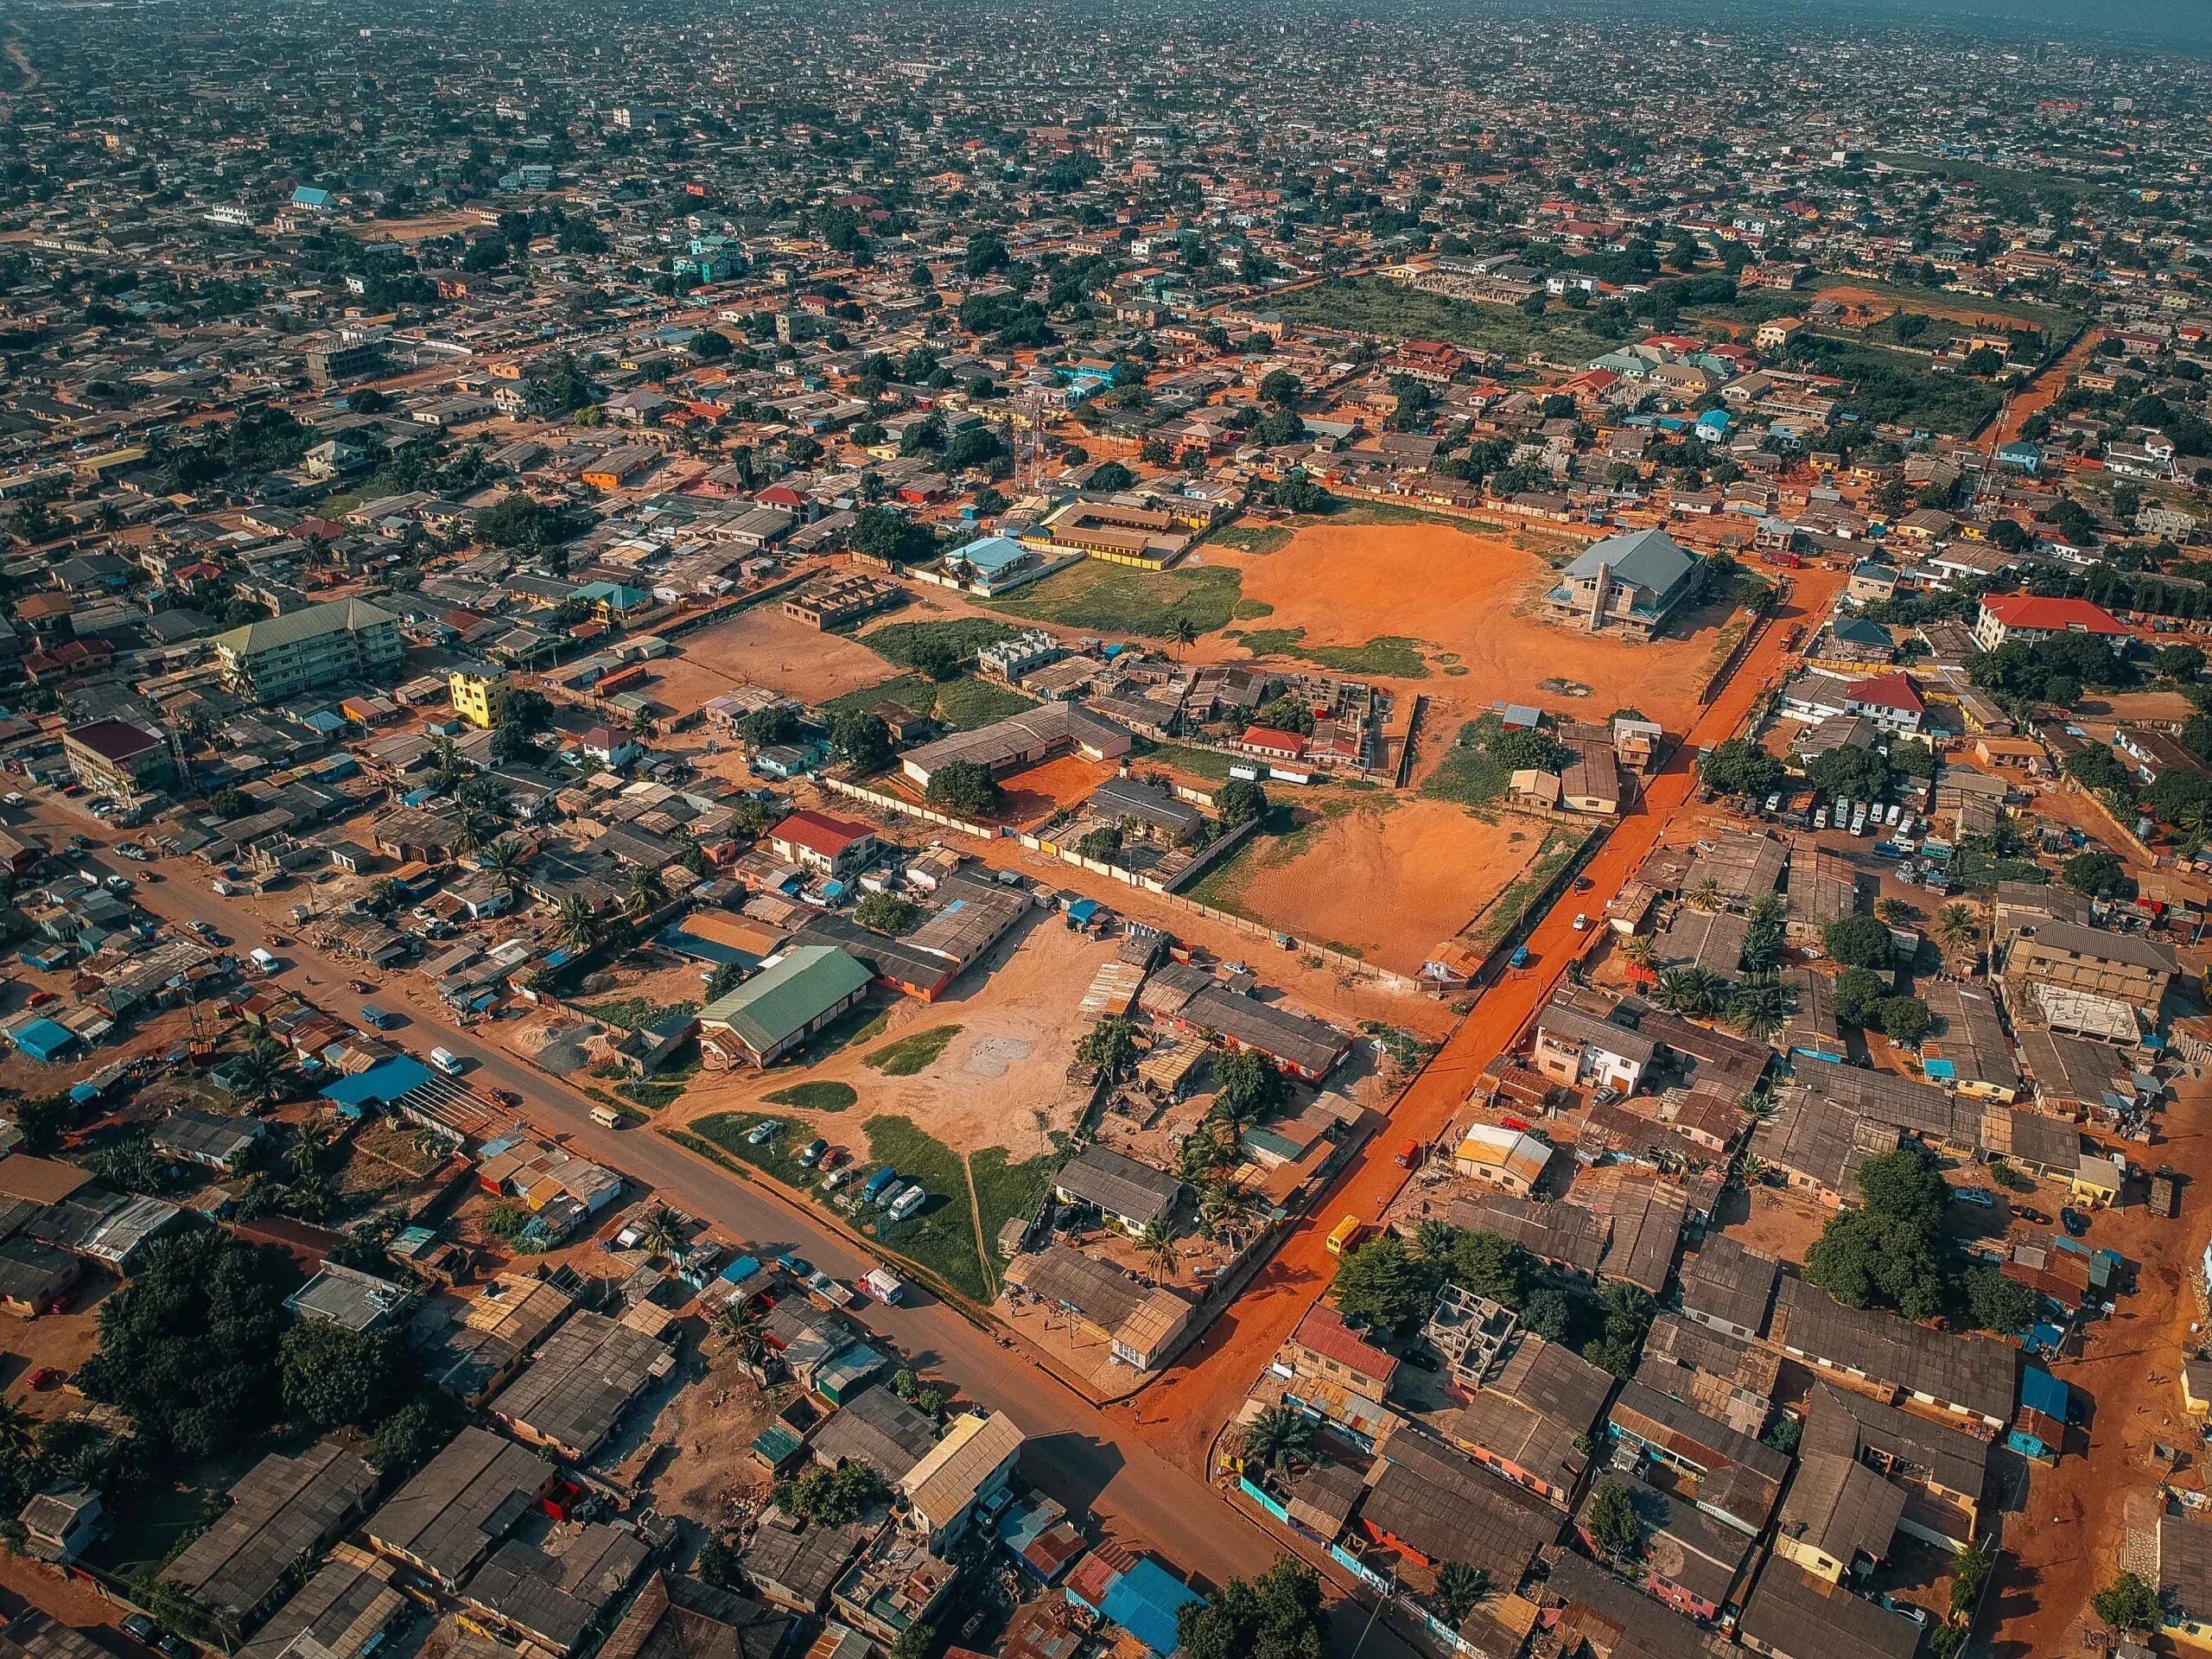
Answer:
[
  {"xmin": 213, "ymin": 596, "xmax": 397, "ymax": 657},
  {"xmin": 700, "ymin": 945, "xmax": 870, "ymax": 1054}
]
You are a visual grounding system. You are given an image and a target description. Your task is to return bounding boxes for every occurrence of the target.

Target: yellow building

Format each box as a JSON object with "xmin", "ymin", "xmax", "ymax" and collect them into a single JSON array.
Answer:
[{"xmin": 449, "ymin": 670, "xmax": 512, "ymax": 729}]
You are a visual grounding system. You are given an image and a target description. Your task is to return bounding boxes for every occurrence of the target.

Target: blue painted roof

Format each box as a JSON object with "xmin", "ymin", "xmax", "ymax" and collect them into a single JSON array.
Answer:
[
  {"xmin": 1066, "ymin": 899, "xmax": 1101, "ymax": 924},
  {"xmin": 952, "ymin": 534, "xmax": 1031, "ymax": 575},
  {"xmin": 13, "ymin": 1019, "xmax": 74, "ymax": 1061},
  {"xmin": 2020, "ymin": 1365, "xmax": 2067, "ymax": 1419},
  {"xmin": 321, "ymin": 1054, "xmax": 432, "ymax": 1106},
  {"xmin": 291, "ymin": 186, "xmax": 331, "ymax": 207},
  {"xmin": 1100, "ymin": 1560, "xmax": 1201, "ymax": 1656}
]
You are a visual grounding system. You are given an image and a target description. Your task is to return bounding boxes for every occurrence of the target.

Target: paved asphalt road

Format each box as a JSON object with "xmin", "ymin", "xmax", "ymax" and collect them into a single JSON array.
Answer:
[{"xmin": 22, "ymin": 803, "xmax": 1333, "ymax": 1605}]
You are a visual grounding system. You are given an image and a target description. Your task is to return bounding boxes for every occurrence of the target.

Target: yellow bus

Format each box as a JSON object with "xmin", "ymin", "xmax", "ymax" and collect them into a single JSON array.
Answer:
[{"xmin": 1326, "ymin": 1214, "xmax": 1370, "ymax": 1256}]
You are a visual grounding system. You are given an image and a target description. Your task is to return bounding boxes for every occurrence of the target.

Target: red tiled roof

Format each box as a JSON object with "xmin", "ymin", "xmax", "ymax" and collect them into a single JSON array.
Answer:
[
  {"xmin": 1981, "ymin": 594, "xmax": 2126, "ymax": 635},
  {"xmin": 1844, "ymin": 672, "xmax": 1924, "ymax": 714},
  {"xmin": 1241, "ymin": 724, "xmax": 1307, "ymax": 753},
  {"xmin": 1292, "ymin": 1303, "xmax": 1397, "ymax": 1382},
  {"xmin": 770, "ymin": 809, "xmax": 872, "ymax": 858}
]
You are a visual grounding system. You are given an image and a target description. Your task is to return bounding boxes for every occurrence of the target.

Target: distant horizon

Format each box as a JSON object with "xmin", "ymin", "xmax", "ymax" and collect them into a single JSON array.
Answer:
[{"xmin": 1510, "ymin": 0, "xmax": 2212, "ymax": 54}]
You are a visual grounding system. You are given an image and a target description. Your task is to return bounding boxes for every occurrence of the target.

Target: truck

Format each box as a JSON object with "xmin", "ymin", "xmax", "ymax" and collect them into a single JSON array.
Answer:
[
  {"xmin": 248, "ymin": 947, "xmax": 280, "ymax": 976},
  {"xmin": 590, "ymin": 1104, "xmax": 624, "ymax": 1129},
  {"xmin": 1395, "ymin": 1140, "xmax": 1424, "ymax": 1170},
  {"xmin": 861, "ymin": 1166, "xmax": 900, "ymax": 1205},
  {"xmin": 359, "ymin": 1003, "xmax": 396, "ymax": 1029},
  {"xmin": 429, "ymin": 1046, "xmax": 466, "ymax": 1077},
  {"xmin": 863, "ymin": 1267, "xmax": 906, "ymax": 1306}
]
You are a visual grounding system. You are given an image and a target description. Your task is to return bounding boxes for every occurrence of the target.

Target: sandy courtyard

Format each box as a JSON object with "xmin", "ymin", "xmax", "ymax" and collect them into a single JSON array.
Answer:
[
  {"xmin": 1212, "ymin": 798, "xmax": 1546, "ymax": 974},
  {"xmin": 661, "ymin": 602, "xmax": 899, "ymax": 706},
  {"xmin": 995, "ymin": 753, "xmax": 1121, "ymax": 825},
  {"xmin": 1211, "ymin": 521, "xmax": 1730, "ymax": 730},
  {"xmin": 678, "ymin": 918, "xmax": 1115, "ymax": 1154}
]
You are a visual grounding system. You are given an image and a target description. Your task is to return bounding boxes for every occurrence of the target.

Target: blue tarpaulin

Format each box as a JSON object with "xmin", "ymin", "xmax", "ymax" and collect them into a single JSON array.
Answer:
[
  {"xmin": 2021, "ymin": 1365, "xmax": 2068, "ymax": 1420},
  {"xmin": 12, "ymin": 1019, "xmax": 75, "ymax": 1063}
]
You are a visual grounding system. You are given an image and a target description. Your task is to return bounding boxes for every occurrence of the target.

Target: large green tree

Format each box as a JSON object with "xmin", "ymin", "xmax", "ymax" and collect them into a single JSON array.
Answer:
[
  {"xmin": 79, "ymin": 1227, "xmax": 296, "ymax": 1457},
  {"xmin": 1178, "ymin": 1560, "xmax": 1326, "ymax": 1659}
]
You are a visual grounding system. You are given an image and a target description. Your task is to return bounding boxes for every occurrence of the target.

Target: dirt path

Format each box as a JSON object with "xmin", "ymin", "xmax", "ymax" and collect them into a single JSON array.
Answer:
[
  {"xmin": 1815, "ymin": 282, "xmax": 2055, "ymax": 334},
  {"xmin": 963, "ymin": 1153, "xmax": 996, "ymax": 1299},
  {"xmin": 1985, "ymin": 326, "xmax": 2104, "ymax": 448}
]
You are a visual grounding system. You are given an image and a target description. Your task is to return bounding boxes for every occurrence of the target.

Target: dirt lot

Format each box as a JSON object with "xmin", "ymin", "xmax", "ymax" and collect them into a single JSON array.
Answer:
[
  {"xmin": 1198, "ymin": 520, "xmax": 1731, "ymax": 734},
  {"xmin": 677, "ymin": 915, "xmax": 1112, "ymax": 1155},
  {"xmin": 995, "ymin": 753, "xmax": 1122, "ymax": 828},
  {"xmin": 1200, "ymin": 798, "xmax": 1547, "ymax": 976},
  {"xmin": 661, "ymin": 601, "xmax": 898, "ymax": 706},
  {"xmin": 1714, "ymin": 1180, "xmax": 1834, "ymax": 1264},
  {"xmin": 1815, "ymin": 283, "xmax": 2056, "ymax": 334},
  {"xmin": 641, "ymin": 1344, "xmax": 786, "ymax": 1528}
]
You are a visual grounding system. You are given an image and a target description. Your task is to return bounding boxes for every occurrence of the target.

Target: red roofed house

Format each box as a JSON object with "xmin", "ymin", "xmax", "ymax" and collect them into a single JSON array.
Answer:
[
  {"xmin": 62, "ymin": 719, "xmax": 173, "ymax": 798},
  {"xmin": 1237, "ymin": 725, "xmax": 1308, "ymax": 763},
  {"xmin": 1974, "ymin": 594, "xmax": 2129, "ymax": 652},
  {"xmin": 755, "ymin": 484, "xmax": 804, "ymax": 511},
  {"xmin": 1841, "ymin": 672, "xmax": 1925, "ymax": 734},
  {"xmin": 1283, "ymin": 1304, "xmax": 1398, "ymax": 1404},
  {"xmin": 768, "ymin": 810, "xmax": 879, "ymax": 878}
]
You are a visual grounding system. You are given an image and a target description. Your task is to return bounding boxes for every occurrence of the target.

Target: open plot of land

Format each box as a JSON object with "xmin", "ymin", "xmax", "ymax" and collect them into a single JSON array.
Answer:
[
  {"xmin": 660, "ymin": 601, "xmax": 895, "ymax": 704},
  {"xmin": 984, "ymin": 556, "xmax": 1260, "ymax": 637},
  {"xmin": 1201, "ymin": 519, "xmax": 1725, "ymax": 731},
  {"xmin": 995, "ymin": 752, "xmax": 1121, "ymax": 825},
  {"xmin": 1192, "ymin": 797, "xmax": 1548, "ymax": 973},
  {"xmin": 677, "ymin": 918, "xmax": 1114, "ymax": 1155}
]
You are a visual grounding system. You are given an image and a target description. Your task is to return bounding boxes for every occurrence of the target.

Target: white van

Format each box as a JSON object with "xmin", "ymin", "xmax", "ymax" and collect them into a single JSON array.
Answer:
[
  {"xmin": 248, "ymin": 947, "xmax": 280, "ymax": 976},
  {"xmin": 429, "ymin": 1046, "xmax": 467, "ymax": 1076}
]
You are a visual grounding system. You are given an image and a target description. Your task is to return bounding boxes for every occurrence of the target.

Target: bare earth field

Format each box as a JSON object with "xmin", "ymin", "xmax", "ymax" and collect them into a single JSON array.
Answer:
[
  {"xmin": 995, "ymin": 753, "xmax": 1121, "ymax": 827},
  {"xmin": 662, "ymin": 601, "xmax": 897, "ymax": 705},
  {"xmin": 1204, "ymin": 521, "xmax": 1727, "ymax": 732},
  {"xmin": 1214, "ymin": 798, "xmax": 1547, "ymax": 975},
  {"xmin": 677, "ymin": 917, "xmax": 1113, "ymax": 1154}
]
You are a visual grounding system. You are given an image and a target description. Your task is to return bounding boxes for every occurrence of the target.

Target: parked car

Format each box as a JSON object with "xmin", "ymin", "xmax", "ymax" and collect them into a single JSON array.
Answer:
[
  {"xmin": 798, "ymin": 1137, "xmax": 829, "ymax": 1167},
  {"xmin": 746, "ymin": 1120, "xmax": 779, "ymax": 1147},
  {"xmin": 1571, "ymin": 912, "xmax": 1589, "ymax": 931},
  {"xmin": 28, "ymin": 1367, "xmax": 66, "ymax": 1390},
  {"xmin": 2010, "ymin": 1205, "xmax": 2052, "ymax": 1225},
  {"xmin": 1953, "ymin": 1186, "xmax": 1998, "ymax": 1208},
  {"xmin": 122, "ymin": 1618, "xmax": 160, "ymax": 1646},
  {"xmin": 490, "ymin": 1089, "xmax": 521, "ymax": 1107},
  {"xmin": 821, "ymin": 1147, "xmax": 851, "ymax": 1171}
]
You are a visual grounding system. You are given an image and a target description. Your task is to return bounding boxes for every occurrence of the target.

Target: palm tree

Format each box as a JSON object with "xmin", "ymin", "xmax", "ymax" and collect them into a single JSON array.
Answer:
[
  {"xmin": 1240, "ymin": 1405, "xmax": 1313, "ymax": 1473},
  {"xmin": 715, "ymin": 1302, "xmax": 772, "ymax": 1368},
  {"xmin": 232, "ymin": 1040, "xmax": 289, "ymax": 1103},
  {"xmin": 430, "ymin": 735, "xmax": 463, "ymax": 791},
  {"xmin": 1726, "ymin": 971, "xmax": 1796, "ymax": 1043},
  {"xmin": 1414, "ymin": 1217, "xmax": 1458, "ymax": 1264},
  {"xmin": 1433, "ymin": 1563, "xmax": 1493, "ymax": 1625},
  {"xmin": 1738, "ymin": 1151, "xmax": 1771, "ymax": 1188},
  {"xmin": 638, "ymin": 1205, "xmax": 685, "ymax": 1258},
  {"xmin": 1746, "ymin": 891, "xmax": 1789, "ymax": 928},
  {"xmin": 1198, "ymin": 1178, "xmax": 1262, "ymax": 1248},
  {"xmin": 557, "ymin": 893, "xmax": 598, "ymax": 952},
  {"xmin": 0, "ymin": 1400, "xmax": 35, "ymax": 1464},
  {"xmin": 1618, "ymin": 933, "xmax": 1656, "ymax": 972},
  {"xmin": 1936, "ymin": 902, "xmax": 1980, "ymax": 958},
  {"xmin": 1138, "ymin": 1215, "xmax": 1180, "ymax": 1284},
  {"xmin": 284, "ymin": 1125, "xmax": 328, "ymax": 1180},
  {"xmin": 625, "ymin": 865, "xmax": 668, "ymax": 918},
  {"xmin": 1686, "ymin": 876, "xmax": 1723, "ymax": 913},
  {"xmin": 1651, "ymin": 967, "xmax": 1722, "ymax": 1017},
  {"xmin": 482, "ymin": 836, "xmax": 531, "ymax": 895},
  {"xmin": 1172, "ymin": 618, "xmax": 1198, "ymax": 658},
  {"xmin": 451, "ymin": 817, "xmax": 486, "ymax": 858}
]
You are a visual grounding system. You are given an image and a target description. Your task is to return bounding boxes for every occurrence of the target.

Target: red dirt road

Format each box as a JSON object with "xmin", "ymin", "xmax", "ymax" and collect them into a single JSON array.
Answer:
[
  {"xmin": 1990, "ymin": 327, "xmax": 2104, "ymax": 448},
  {"xmin": 1117, "ymin": 564, "xmax": 1846, "ymax": 1463}
]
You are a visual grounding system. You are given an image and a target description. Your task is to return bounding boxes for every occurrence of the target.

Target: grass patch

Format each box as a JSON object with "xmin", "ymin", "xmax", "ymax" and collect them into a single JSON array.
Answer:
[
  {"xmin": 1421, "ymin": 715, "xmax": 1517, "ymax": 810},
  {"xmin": 1361, "ymin": 1021, "xmax": 1440, "ymax": 1073},
  {"xmin": 971, "ymin": 1141, "xmax": 1067, "ymax": 1253},
  {"xmin": 931, "ymin": 677, "xmax": 1035, "ymax": 729},
  {"xmin": 1271, "ymin": 276, "xmax": 1612, "ymax": 363},
  {"xmin": 854, "ymin": 1115, "xmax": 983, "ymax": 1296},
  {"xmin": 862, "ymin": 1024, "xmax": 962, "ymax": 1077},
  {"xmin": 819, "ymin": 673, "xmax": 937, "ymax": 721},
  {"xmin": 1135, "ymin": 741, "xmax": 1235, "ymax": 783},
  {"xmin": 1464, "ymin": 828, "xmax": 1586, "ymax": 949},
  {"xmin": 1231, "ymin": 623, "xmax": 1428, "ymax": 678},
  {"xmin": 1209, "ymin": 523, "xmax": 1292, "ymax": 555},
  {"xmin": 861, "ymin": 618, "xmax": 1022, "ymax": 671},
  {"xmin": 763, "ymin": 1080, "xmax": 859, "ymax": 1113},
  {"xmin": 985, "ymin": 558, "xmax": 1257, "ymax": 637},
  {"xmin": 1180, "ymin": 797, "xmax": 1362, "ymax": 917},
  {"xmin": 1300, "ymin": 636, "xmax": 1428, "ymax": 678},
  {"xmin": 618, "ymin": 1079, "xmax": 686, "ymax": 1113},
  {"xmin": 1789, "ymin": 336, "xmax": 2003, "ymax": 435},
  {"xmin": 582, "ymin": 996, "xmax": 699, "ymax": 1033},
  {"xmin": 680, "ymin": 1113, "xmax": 821, "ymax": 1188}
]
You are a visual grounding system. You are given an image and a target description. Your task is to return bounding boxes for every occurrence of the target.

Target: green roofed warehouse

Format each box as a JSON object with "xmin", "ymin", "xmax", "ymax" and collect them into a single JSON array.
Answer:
[{"xmin": 698, "ymin": 944, "xmax": 873, "ymax": 1069}]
